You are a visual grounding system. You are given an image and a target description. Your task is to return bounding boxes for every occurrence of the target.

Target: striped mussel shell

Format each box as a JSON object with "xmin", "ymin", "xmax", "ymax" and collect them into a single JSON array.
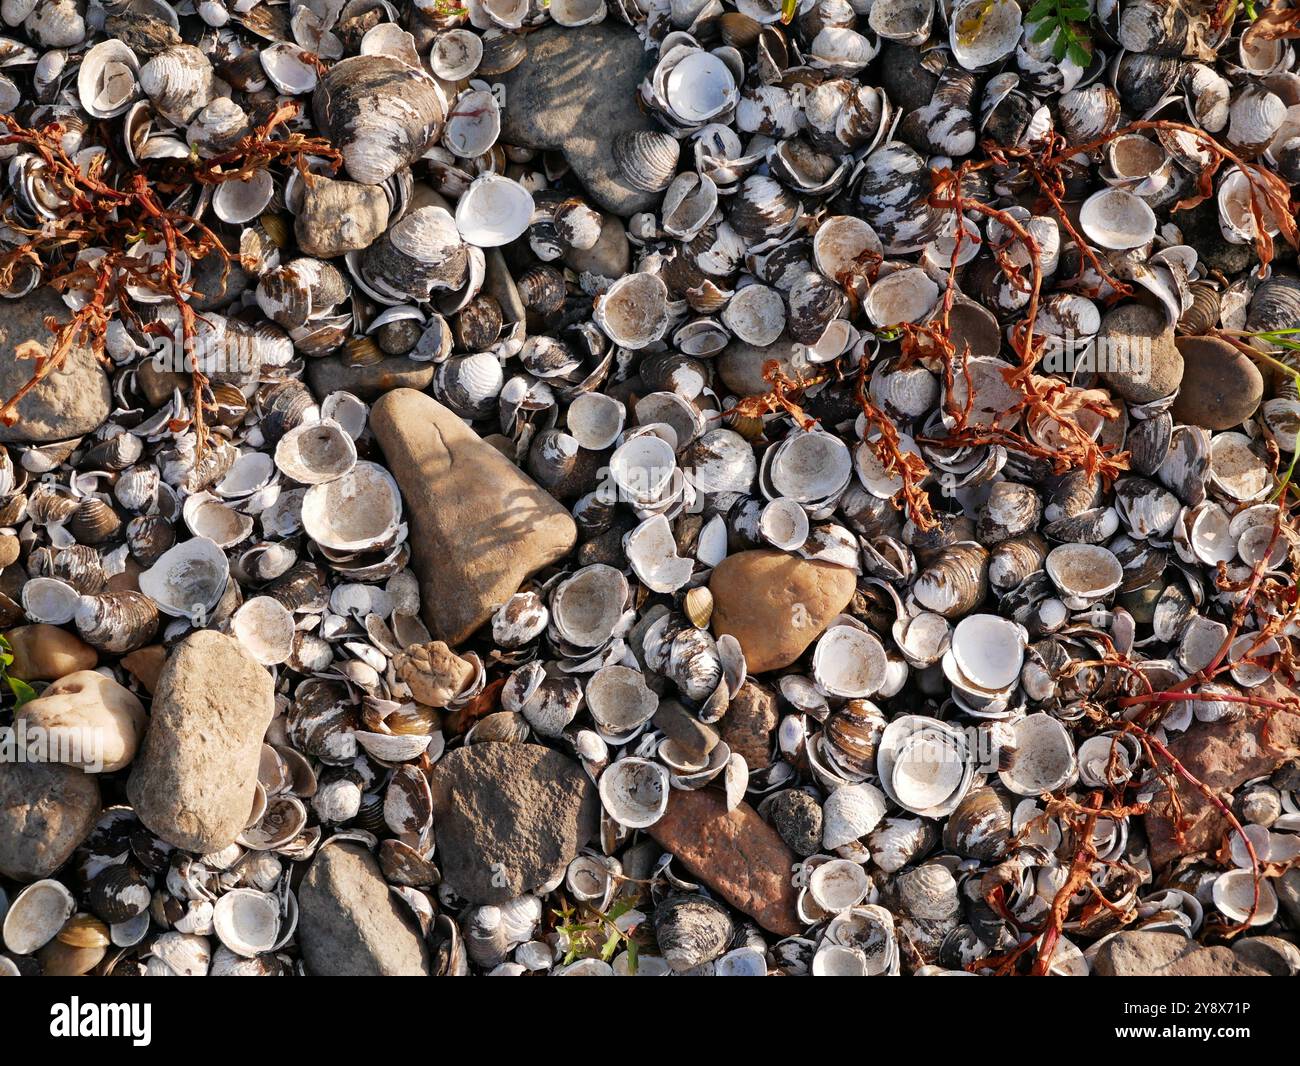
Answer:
[
  {"xmin": 1056, "ymin": 84, "xmax": 1121, "ymax": 145},
  {"xmin": 1246, "ymin": 275, "xmax": 1300, "ymax": 336},
  {"xmin": 74, "ymin": 590, "xmax": 159, "ymax": 654},
  {"xmin": 139, "ymin": 44, "xmax": 215, "ymax": 125},
  {"xmin": 258, "ymin": 380, "xmax": 320, "ymax": 446},
  {"xmin": 611, "ymin": 130, "xmax": 680, "ymax": 193},
  {"xmin": 515, "ymin": 264, "xmax": 568, "ymax": 317},
  {"xmin": 311, "ymin": 55, "xmax": 445, "ymax": 185},
  {"xmin": 69, "ymin": 497, "xmax": 123, "ymax": 546},
  {"xmin": 727, "ymin": 174, "xmax": 801, "ymax": 243},
  {"xmin": 79, "ymin": 430, "xmax": 144, "ymax": 472},
  {"xmin": 988, "ymin": 532, "xmax": 1049, "ymax": 591},
  {"xmin": 852, "ymin": 141, "xmax": 941, "ymax": 253},
  {"xmin": 1112, "ymin": 52, "xmax": 1184, "ymax": 115},
  {"xmin": 912, "ymin": 541, "xmax": 990, "ymax": 619},
  {"xmin": 821, "ymin": 699, "xmax": 887, "ymax": 779},
  {"xmin": 1178, "ymin": 281, "xmax": 1222, "ymax": 335},
  {"xmin": 29, "ymin": 544, "xmax": 107, "ymax": 595},
  {"xmin": 125, "ymin": 514, "xmax": 176, "ymax": 568}
]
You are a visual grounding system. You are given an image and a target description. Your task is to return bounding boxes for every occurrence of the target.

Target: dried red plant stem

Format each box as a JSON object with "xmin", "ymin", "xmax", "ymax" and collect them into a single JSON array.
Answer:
[{"xmin": 0, "ymin": 106, "xmax": 338, "ymax": 451}]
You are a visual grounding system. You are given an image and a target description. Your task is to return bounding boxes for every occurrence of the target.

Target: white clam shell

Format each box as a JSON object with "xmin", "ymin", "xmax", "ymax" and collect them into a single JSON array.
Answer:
[
  {"xmin": 140, "ymin": 537, "xmax": 230, "ymax": 620},
  {"xmin": 455, "ymin": 174, "xmax": 534, "ymax": 248},
  {"xmin": 300, "ymin": 461, "xmax": 403, "ymax": 553},
  {"xmin": 212, "ymin": 888, "xmax": 281, "ymax": 958},
  {"xmin": 598, "ymin": 757, "xmax": 670, "ymax": 829},
  {"xmin": 2, "ymin": 879, "xmax": 76, "ymax": 955}
]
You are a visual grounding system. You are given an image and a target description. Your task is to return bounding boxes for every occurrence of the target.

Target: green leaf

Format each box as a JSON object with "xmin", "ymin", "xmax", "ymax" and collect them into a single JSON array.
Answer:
[
  {"xmin": 1026, "ymin": 0, "xmax": 1055, "ymax": 20},
  {"xmin": 1059, "ymin": 4, "xmax": 1091, "ymax": 18},
  {"xmin": 1051, "ymin": 29, "xmax": 1070, "ymax": 60},
  {"xmin": 1067, "ymin": 39, "xmax": 1092, "ymax": 68},
  {"xmin": 6, "ymin": 675, "xmax": 36, "ymax": 706},
  {"xmin": 626, "ymin": 940, "xmax": 640, "ymax": 975},
  {"xmin": 1030, "ymin": 17, "xmax": 1057, "ymax": 41}
]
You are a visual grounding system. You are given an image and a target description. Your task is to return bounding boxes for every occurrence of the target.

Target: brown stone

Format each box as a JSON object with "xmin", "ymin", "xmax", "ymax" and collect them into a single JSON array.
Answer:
[
  {"xmin": 720, "ymin": 679, "xmax": 779, "ymax": 769},
  {"xmin": 648, "ymin": 789, "xmax": 800, "ymax": 936},
  {"xmin": 121, "ymin": 644, "xmax": 167, "ymax": 693},
  {"xmin": 4, "ymin": 624, "xmax": 97, "ymax": 680},
  {"xmin": 1093, "ymin": 930, "xmax": 1267, "ymax": 976},
  {"xmin": 653, "ymin": 699, "xmax": 719, "ymax": 761},
  {"xmin": 1144, "ymin": 678, "xmax": 1300, "ymax": 868},
  {"xmin": 0, "ymin": 532, "xmax": 19, "ymax": 568},
  {"xmin": 15, "ymin": 670, "xmax": 147, "ymax": 773},
  {"xmin": 710, "ymin": 549, "xmax": 857, "ymax": 672},
  {"xmin": 370, "ymin": 389, "xmax": 577, "ymax": 645},
  {"xmin": 1170, "ymin": 336, "xmax": 1264, "ymax": 431}
]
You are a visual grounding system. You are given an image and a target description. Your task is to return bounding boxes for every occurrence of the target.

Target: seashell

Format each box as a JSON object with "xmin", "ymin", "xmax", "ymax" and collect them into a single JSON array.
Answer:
[
  {"xmin": 822, "ymin": 782, "xmax": 889, "ymax": 849},
  {"xmin": 728, "ymin": 174, "xmax": 800, "ymax": 242},
  {"xmin": 430, "ymin": 29, "xmax": 483, "ymax": 80},
  {"xmin": 812, "ymin": 624, "xmax": 888, "ymax": 699},
  {"xmin": 74, "ymin": 591, "xmax": 159, "ymax": 654},
  {"xmin": 913, "ymin": 542, "xmax": 989, "ymax": 618},
  {"xmin": 22, "ymin": 576, "xmax": 82, "ymax": 625},
  {"xmin": 274, "ymin": 420, "xmax": 357, "ymax": 486},
  {"xmin": 301, "ymin": 461, "xmax": 403, "ymax": 554},
  {"xmin": 232, "ymin": 596, "xmax": 296, "ymax": 666},
  {"xmin": 1212, "ymin": 869, "xmax": 1277, "ymax": 927},
  {"xmin": 139, "ymin": 45, "xmax": 214, "ymax": 125},
  {"xmin": 2, "ymin": 879, "xmax": 76, "ymax": 955},
  {"xmin": 612, "ymin": 130, "xmax": 680, "ymax": 193},
  {"xmin": 1045, "ymin": 543, "xmax": 1123, "ymax": 607},
  {"xmin": 312, "ymin": 55, "xmax": 445, "ymax": 185},
  {"xmin": 212, "ymin": 889, "xmax": 280, "ymax": 958},
  {"xmin": 455, "ymin": 174, "xmax": 534, "ymax": 248},
  {"xmin": 139, "ymin": 537, "xmax": 230, "ymax": 621},
  {"xmin": 949, "ymin": 0, "xmax": 1022, "ymax": 71},
  {"xmin": 988, "ymin": 532, "xmax": 1049, "ymax": 590},
  {"xmin": 594, "ymin": 272, "xmax": 670, "ymax": 349},
  {"xmin": 853, "ymin": 142, "xmax": 939, "ymax": 253},
  {"xmin": 999, "ymin": 713, "xmax": 1077, "ymax": 795},
  {"xmin": 69, "ymin": 497, "xmax": 122, "ymax": 546},
  {"xmin": 598, "ymin": 757, "xmax": 670, "ymax": 829},
  {"xmin": 877, "ymin": 715, "xmax": 972, "ymax": 817},
  {"xmin": 88, "ymin": 865, "xmax": 151, "ymax": 926},
  {"xmin": 586, "ymin": 665, "xmax": 657, "ymax": 739},
  {"xmin": 942, "ymin": 787, "xmax": 1011, "ymax": 861},
  {"xmin": 1079, "ymin": 188, "xmax": 1157, "ymax": 251},
  {"xmin": 78, "ymin": 39, "xmax": 139, "ymax": 119},
  {"xmin": 821, "ymin": 701, "xmax": 886, "ymax": 781},
  {"xmin": 654, "ymin": 894, "xmax": 734, "ymax": 973}
]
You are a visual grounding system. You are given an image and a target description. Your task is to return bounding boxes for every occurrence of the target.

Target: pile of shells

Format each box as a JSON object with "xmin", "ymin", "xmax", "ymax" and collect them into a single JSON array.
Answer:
[{"xmin": 2, "ymin": 0, "xmax": 1300, "ymax": 979}]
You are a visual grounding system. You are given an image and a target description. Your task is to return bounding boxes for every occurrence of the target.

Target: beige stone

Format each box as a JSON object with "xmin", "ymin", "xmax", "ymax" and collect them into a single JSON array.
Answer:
[
  {"xmin": 15, "ymin": 670, "xmax": 146, "ymax": 773},
  {"xmin": 127, "ymin": 630, "xmax": 275, "ymax": 852},
  {"xmin": 370, "ymin": 389, "xmax": 576, "ymax": 646}
]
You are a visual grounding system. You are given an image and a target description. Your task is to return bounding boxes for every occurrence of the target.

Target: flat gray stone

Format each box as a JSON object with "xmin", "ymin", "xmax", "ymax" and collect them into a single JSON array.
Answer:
[
  {"xmin": 298, "ymin": 842, "xmax": 430, "ymax": 976},
  {"xmin": 0, "ymin": 288, "xmax": 112, "ymax": 443},
  {"xmin": 496, "ymin": 25, "xmax": 660, "ymax": 216}
]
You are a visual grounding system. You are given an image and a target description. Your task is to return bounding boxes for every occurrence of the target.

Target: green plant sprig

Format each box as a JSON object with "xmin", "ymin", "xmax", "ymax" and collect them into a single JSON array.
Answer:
[
  {"xmin": 0, "ymin": 634, "xmax": 37, "ymax": 706},
  {"xmin": 552, "ymin": 895, "xmax": 648, "ymax": 973},
  {"xmin": 1026, "ymin": 0, "xmax": 1095, "ymax": 69}
]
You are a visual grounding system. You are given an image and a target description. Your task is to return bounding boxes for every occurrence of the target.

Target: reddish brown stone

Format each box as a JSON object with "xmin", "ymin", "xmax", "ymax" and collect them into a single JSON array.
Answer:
[
  {"xmin": 1144, "ymin": 679, "xmax": 1300, "ymax": 869},
  {"xmin": 648, "ymin": 789, "xmax": 800, "ymax": 936},
  {"xmin": 720, "ymin": 679, "xmax": 779, "ymax": 769}
]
